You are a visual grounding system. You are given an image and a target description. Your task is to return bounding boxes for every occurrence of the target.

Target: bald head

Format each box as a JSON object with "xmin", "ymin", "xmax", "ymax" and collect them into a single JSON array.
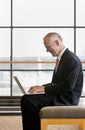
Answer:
[{"xmin": 43, "ymin": 32, "xmax": 63, "ymax": 44}]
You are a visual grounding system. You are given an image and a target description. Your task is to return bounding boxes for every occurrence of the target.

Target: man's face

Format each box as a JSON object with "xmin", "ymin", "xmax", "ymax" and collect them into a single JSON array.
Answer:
[{"xmin": 44, "ymin": 38, "xmax": 59, "ymax": 56}]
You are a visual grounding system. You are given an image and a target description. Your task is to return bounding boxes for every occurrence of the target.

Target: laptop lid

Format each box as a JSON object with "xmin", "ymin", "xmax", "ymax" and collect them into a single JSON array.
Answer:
[{"xmin": 13, "ymin": 76, "xmax": 26, "ymax": 94}]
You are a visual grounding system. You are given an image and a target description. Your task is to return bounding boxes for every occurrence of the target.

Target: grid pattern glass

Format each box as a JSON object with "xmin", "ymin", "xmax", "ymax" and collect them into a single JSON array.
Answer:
[{"xmin": 0, "ymin": 0, "xmax": 85, "ymax": 103}]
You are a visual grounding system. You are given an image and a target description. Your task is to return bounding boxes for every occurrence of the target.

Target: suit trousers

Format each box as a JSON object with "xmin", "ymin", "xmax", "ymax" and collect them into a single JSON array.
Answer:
[{"xmin": 21, "ymin": 94, "xmax": 54, "ymax": 130}]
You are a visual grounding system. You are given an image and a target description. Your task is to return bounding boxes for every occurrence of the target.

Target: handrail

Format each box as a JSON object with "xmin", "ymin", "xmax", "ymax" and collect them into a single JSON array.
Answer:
[
  {"xmin": 0, "ymin": 61, "xmax": 85, "ymax": 64},
  {"xmin": 0, "ymin": 61, "xmax": 55, "ymax": 64}
]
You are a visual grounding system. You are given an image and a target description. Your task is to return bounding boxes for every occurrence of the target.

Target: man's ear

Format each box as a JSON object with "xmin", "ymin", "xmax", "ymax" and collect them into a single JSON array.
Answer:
[{"xmin": 55, "ymin": 40, "xmax": 59, "ymax": 46}]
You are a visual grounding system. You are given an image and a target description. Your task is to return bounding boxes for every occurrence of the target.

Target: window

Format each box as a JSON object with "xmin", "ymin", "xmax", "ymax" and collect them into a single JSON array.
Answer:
[
  {"xmin": 0, "ymin": 0, "xmax": 10, "ymax": 26},
  {"xmin": 77, "ymin": 0, "xmax": 85, "ymax": 26},
  {"xmin": 13, "ymin": 0, "xmax": 74, "ymax": 26},
  {"xmin": 0, "ymin": 0, "xmax": 85, "ymax": 105}
]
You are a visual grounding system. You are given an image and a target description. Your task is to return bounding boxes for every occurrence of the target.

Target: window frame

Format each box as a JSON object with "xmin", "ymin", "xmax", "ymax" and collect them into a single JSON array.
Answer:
[{"xmin": 0, "ymin": 0, "xmax": 85, "ymax": 106}]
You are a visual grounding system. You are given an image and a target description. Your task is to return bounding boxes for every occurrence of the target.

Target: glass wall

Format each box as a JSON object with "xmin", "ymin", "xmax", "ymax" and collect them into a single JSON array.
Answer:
[
  {"xmin": 0, "ymin": 0, "xmax": 85, "ymax": 103},
  {"xmin": 0, "ymin": 0, "xmax": 10, "ymax": 26},
  {"xmin": 13, "ymin": 0, "xmax": 74, "ymax": 26}
]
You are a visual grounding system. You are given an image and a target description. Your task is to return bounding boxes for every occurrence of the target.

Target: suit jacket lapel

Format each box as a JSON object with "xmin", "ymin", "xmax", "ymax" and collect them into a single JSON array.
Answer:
[{"xmin": 56, "ymin": 48, "xmax": 69, "ymax": 73}]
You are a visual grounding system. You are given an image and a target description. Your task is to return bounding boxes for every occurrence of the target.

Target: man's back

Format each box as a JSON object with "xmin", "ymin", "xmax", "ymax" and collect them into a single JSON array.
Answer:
[{"xmin": 45, "ymin": 49, "xmax": 83, "ymax": 105}]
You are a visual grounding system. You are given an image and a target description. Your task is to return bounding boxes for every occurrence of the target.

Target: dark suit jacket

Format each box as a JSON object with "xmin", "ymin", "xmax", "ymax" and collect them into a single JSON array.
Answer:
[{"xmin": 44, "ymin": 49, "xmax": 83, "ymax": 105}]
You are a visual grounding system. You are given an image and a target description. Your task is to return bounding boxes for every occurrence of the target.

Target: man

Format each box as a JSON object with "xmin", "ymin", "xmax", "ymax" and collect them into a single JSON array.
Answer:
[{"xmin": 21, "ymin": 32, "xmax": 83, "ymax": 130}]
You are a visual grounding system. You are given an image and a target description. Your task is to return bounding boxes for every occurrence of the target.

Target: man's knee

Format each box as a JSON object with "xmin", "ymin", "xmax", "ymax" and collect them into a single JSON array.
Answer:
[{"xmin": 21, "ymin": 94, "xmax": 28, "ymax": 106}]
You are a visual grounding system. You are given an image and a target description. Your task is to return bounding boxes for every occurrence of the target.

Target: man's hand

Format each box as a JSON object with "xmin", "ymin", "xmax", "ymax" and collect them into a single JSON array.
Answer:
[{"xmin": 28, "ymin": 85, "xmax": 45, "ymax": 93}]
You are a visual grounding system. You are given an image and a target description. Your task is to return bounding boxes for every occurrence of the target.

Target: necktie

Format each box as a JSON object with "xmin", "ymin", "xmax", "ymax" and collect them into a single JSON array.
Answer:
[{"xmin": 55, "ymin": 58, "xmax": 59, "ymax": 72}]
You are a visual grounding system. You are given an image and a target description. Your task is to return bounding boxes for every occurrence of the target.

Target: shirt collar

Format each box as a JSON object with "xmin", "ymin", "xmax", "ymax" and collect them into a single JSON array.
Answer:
[{"xmin": 57, "ymin": 47, "xmax": 67, "ymax": 61}]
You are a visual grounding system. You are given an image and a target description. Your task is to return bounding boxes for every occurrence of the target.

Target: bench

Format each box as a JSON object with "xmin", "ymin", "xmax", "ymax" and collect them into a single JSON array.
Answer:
[{"xmin": 40, "ymin": 106, "xmax": 85, "ymax": 130}]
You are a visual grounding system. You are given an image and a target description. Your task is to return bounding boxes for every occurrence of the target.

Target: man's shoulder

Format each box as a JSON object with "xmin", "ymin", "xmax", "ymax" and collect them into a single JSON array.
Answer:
[{"xmin": 63, "ymin": 49, "xmax": 81, "ymax": 64}]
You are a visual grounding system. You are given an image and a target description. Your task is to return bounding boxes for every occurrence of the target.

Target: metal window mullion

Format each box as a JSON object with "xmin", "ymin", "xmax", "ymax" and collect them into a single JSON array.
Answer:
[
  {"xmin": 74, "ymin": 0, "xmax": 76, "ymax": 54},
  {"xmin": 10, "ymin": 0, "xmax": 13, "ymax": 96}
]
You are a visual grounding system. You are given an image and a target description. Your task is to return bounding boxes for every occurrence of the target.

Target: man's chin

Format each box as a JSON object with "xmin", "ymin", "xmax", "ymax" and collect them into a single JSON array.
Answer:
[{"xmin": 52, "ymin": 53, "xmax": 56, "ymax": 57}]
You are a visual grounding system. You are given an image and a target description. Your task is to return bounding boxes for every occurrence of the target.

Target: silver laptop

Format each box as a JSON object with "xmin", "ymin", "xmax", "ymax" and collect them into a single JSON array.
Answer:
[{"xmin": 13, "ymin": 76, "xmax": 45, "ymax": 95}]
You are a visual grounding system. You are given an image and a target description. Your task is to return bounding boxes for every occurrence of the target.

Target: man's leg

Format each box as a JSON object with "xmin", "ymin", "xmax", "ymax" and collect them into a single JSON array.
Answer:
[{"xmin": 21, "ymin": 94, "xmax": 53, "ymax": 130}]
